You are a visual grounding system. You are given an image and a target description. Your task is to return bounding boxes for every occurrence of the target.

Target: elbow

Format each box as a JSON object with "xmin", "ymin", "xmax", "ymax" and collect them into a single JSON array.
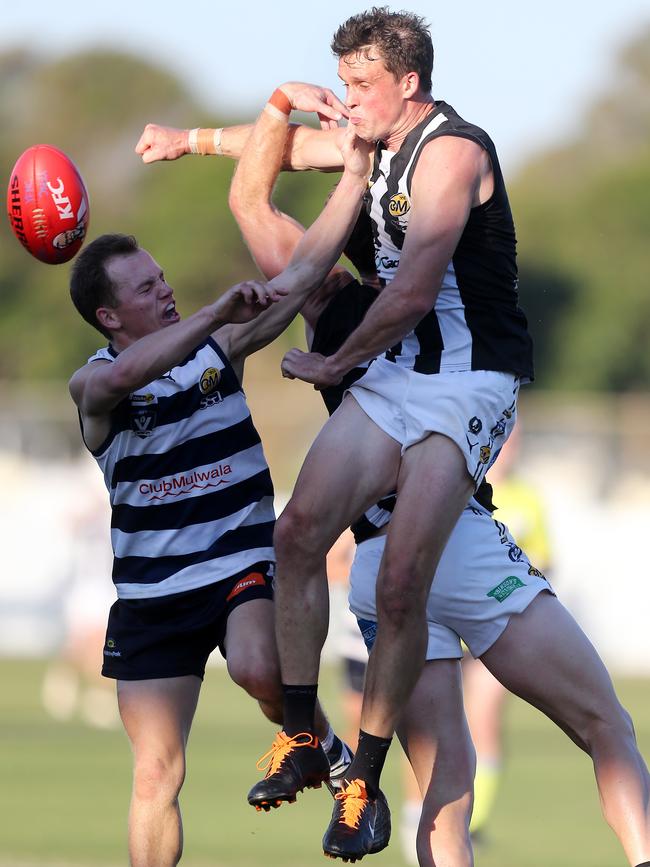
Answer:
[{"xmin": 228, "ymin": 181, "xmax": 244, "ymax": 221}]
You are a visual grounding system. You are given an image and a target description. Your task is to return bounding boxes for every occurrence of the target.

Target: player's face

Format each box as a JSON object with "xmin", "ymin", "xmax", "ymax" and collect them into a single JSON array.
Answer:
[
  {"xmin": 338, "ymin": 50, "xmax": 410, "ymax": 143},
  {"xmin": 104, "ymin": 249, "xmax": 180, "ymax": 341}
]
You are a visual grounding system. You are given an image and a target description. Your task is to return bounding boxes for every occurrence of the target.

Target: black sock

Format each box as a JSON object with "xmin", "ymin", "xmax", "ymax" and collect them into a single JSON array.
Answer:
[
  {"xmin": 282, "ymin": 684, "xmax": 318, "ymax": 737},
  {"xmin": 345, "ymin": 729, "xmax": 392, "ymax": 798}
]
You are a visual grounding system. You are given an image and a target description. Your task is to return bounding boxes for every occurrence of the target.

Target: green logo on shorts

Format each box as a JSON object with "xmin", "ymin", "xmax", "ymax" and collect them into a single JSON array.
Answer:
[{"xmin": 488, "ymin": 576, "xmax": 525, "ymax": 603}]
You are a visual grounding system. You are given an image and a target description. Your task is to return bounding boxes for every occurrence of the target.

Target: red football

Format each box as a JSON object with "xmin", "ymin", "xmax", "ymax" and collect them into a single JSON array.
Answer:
[{"xmin": 7, "ymin": 144, "xmax": 90, "ymax": 265}]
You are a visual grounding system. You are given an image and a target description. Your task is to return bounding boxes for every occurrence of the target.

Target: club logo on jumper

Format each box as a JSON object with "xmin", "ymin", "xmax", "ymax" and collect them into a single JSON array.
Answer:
[
  {"xmin": 468, "ymin": 416, "xmax": 483, "ymax": 435},
  {"xmin": 139, "ymin": 463, "xmax": 232, "ymax": 500},
  {"xmin": 130, "ymin": 392, "xmax": 158, "ymax": 438},
  {"xmin": 388, "ymin": 192, "xmax": 411, "ymax": 229},
  {"xmin": 104, "ymin": 637, "xmax": 121, "ymax": 658},
  {"xmin": 479, "ymin": 445, "xmax": 492, "ymax": 465},
  {"xmin": 199, "ymin": 366, "xmax": 223, "ymax": 408},
  {"xmin": 487, "ymin": 576, "xmax": 525, "ymax": 603},
  {"xmin": 226, "ymin": 571, "xmax": 266, "ymax": 602}
]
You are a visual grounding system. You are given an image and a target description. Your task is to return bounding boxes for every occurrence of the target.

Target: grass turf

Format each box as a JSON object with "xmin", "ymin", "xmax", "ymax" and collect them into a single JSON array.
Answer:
[{"xmin": 0, "ymin": 658, "xmax": 648, "ymax": 866}]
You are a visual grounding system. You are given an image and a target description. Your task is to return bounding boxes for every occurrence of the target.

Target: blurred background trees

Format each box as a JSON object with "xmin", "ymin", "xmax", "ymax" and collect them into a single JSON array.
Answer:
[{"xmin": 1, "ymin": 25, "xmax": 649, "ymax": 389}]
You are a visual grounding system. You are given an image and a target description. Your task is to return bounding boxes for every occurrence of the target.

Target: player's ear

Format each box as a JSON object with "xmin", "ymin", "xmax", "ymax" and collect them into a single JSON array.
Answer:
[
  {"xmin": 96, "ymin": 306, "xmax": 121, "ymax": 332},
  {"xmin": 403, "ymin": 71, "xmax": 420, "ymax": 98}
]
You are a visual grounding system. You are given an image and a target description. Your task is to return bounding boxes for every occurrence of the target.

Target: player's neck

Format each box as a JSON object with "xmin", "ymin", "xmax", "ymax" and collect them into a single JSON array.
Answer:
[{"xmin": 383, "ymin": 96, "xmax": 435, "ymax": 152}]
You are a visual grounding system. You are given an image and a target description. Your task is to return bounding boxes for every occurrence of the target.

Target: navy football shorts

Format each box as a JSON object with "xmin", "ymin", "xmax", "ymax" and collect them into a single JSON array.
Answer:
[{"xmin": 101, "ymin": 562, "xmax": 274, "ymax": 681}]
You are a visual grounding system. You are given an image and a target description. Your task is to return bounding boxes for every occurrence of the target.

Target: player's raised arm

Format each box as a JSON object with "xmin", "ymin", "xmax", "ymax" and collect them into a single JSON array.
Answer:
[{"xmin": 219, "ymin": 111, "xmax": 371, "ymax": 367}]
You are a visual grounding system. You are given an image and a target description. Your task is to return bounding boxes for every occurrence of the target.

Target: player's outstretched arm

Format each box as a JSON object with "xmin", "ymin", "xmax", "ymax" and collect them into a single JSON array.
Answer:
[
  {"xmin": 69, "ymin": 282, "xmax": 285, "ymax": 420},
  {"xmin": 136, "ymin": 82, "xmax": 347, "ymax": 170}
]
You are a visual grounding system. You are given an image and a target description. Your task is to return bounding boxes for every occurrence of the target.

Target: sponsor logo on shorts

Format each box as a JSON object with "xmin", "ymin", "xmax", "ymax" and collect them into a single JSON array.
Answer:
[
  {"xmin": 358, "ymin": 619, "xmax": 377, "ymax": 651},
  {"xmin": 468, "ymin": 416, "xmax": 483, "ymax": 434},
  {"xmin": 226, "ymin": 572, "xmax": 266, "ymax": 601},
  {"xmin": 487, "ymin": 576, "xmax": 526, "ymax": 603},
  {"xmin": 491, "ymin": 420, "xmax": 506, "ymax": 437},
  {"xmin": 104, "ymin": 637, "xmax": 121, "ymax": 657},
  {"xmin": 479, "ymin": 445, "xmax": 492, "ymax": 465},
  {"xmin": 528, "ymin": 565, "xmax": 545, "ymax": 579}
]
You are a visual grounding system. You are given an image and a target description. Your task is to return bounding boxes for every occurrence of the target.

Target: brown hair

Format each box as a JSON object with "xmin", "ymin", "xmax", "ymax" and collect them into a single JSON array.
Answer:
[
  {"xmin": 331, "ymin": 7, "xmax": 433, "ymax": 92},
  {"xmin": 70, "ymin": 233, "xmax": 139, "ymax": 338}
]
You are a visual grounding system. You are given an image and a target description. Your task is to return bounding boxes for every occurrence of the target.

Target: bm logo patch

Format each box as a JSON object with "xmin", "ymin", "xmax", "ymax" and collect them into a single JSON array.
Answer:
[
  {"xmin": 200, "ymin": 367, "xmax": 221, "ymax": 395},
  {"xmin": 388, "ymin": 193, "xmax": 410, "ymax": 227}
]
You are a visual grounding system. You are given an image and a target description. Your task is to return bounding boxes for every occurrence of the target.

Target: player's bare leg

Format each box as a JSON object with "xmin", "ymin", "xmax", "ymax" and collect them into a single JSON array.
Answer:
[
  {"xmin": 481, "ymin": 591, "xmax": 650, "ymax": 866},
  {"xmin": 360, "ymin": 434, "xmax": 473, "ymax": 736},
  {"xmin": 461, "ymin": 657, "xmax": 508, "ymax": 836},
  {"xmin": 118, "ymin": 676, "xmax": 200, "ymax": 867},
  {"xmin": 398, "ymin": 659, "xmax": 475, "ymax": 867},
  {"xmin": 248, "ymin": 397, "xmax": 400, "ymax": 812},
  {"xmin": 273, "ymin": 397, "xmax": 401, "ymax": 685},
  {"xmin": 224, "ymin": 598, "xmax": 284, "ymax": 723},
  {"xmin": 323, "ymin": 433, "xmax": 473, "ymax": 861}
]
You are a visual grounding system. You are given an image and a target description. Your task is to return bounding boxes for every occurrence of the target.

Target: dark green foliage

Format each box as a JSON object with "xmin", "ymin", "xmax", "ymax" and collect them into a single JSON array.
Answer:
[
  {"xmin": 2, "ymin": 25, "xmax": 650, "ymax": 389},
  {"xmin": 511, "ymin": 24, "xmax": 650, "ymax": 391}
]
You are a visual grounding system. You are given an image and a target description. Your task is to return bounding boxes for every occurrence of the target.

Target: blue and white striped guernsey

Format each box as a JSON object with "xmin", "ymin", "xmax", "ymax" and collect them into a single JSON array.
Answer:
[{"xmin": 81, "ymin": 337, "xmax": 275, "ymax": 599}]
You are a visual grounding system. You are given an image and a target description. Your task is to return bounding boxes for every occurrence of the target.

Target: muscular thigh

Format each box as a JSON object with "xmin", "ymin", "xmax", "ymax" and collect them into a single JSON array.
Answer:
[
  {"xmin": 377, "ymin": 432, "xmax": 473, "ymax": 605},
  {"xmin": 224, "ymin": 597, "xmax": 279, "ymax": 680},
  {"xmin": 283, "ymin": 395, "xmax": 401, "ymax": 545},
  {"xmin": 481, "ymin": 592, "xmax": 623, "ymax": 730}
]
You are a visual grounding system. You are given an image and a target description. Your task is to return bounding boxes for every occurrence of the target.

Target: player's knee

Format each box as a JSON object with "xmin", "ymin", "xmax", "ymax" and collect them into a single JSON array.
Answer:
[
  {"xmin": 274, "ymin": 505, "xmax": 324, "ymax": 562},
  {"xmin": 376, "ymin": 573, "xmax": 423, "ymax": 630},
  {"xmin": 228, "ymin": 654, "xmax": 281, "ymax": 706},
  {"xmin": 133, "ymin": 752, "xmax": 186, "ymax": 803},
  {"xmin": 578, "ymin": 701, "xmax": 637, "ymax": 755}
]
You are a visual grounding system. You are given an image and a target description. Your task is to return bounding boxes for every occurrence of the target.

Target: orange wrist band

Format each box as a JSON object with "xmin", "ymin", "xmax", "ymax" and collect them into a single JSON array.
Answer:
[{"xmin": 268, "ymin": 88, "xmax": 292, "ymax": 116}]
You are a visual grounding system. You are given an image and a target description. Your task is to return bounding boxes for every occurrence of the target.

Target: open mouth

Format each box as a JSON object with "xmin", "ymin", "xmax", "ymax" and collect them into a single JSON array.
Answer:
[{"xmin": 163, "ymin": 301, "xmax": 178, "ymax": 321}]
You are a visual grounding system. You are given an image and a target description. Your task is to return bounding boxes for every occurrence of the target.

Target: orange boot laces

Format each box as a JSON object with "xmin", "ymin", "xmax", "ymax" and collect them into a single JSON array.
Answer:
[
  {"xmin": 334, "ymin": 779, "xmax": 370, "ymax": 828},
  {"xmin": 256, "ymin": 731, "xmax": 319, "ymax": 778}
]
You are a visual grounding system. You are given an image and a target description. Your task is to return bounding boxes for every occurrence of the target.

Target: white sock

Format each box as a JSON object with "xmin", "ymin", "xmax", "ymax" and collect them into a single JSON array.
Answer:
[{"xmin": 321, "ymin": 724, "xmax": 335, "ymax": 753}]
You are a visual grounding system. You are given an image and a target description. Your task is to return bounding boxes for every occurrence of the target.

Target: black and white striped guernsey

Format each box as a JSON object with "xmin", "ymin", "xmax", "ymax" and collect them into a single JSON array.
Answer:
[
  {"xmin": 81, "ymin": 337, "xmax": 275, "ymax": 599},
  {"xmin": 368, "ymin": 101, "xmax": 534, "ymax": 380}
]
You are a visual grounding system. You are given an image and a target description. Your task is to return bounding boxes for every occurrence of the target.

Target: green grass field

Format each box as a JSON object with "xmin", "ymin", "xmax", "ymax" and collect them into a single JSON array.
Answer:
[{"xmin": 0, "ymin": 658, "xmax": 648, "ymax": 866}]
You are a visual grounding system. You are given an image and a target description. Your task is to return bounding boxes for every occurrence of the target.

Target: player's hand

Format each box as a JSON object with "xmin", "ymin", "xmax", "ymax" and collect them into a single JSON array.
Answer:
[
  {"xmin": 135, "ymin": 124, "xmax": 190, "ymax": 163},
  {"xmin": 281, "ymin": 348, "xmax": 342, "ymax": 387},
  {"xmin": 214, "ymin": 281, "xmax": 288, "ymax": 324},
  {"xmin": 278, "ymin": 82, "xmax": 349, "ymax": 130},
  {"xmin": 340, "ymin": 123, "xmax": 374, "ymax": 180}
]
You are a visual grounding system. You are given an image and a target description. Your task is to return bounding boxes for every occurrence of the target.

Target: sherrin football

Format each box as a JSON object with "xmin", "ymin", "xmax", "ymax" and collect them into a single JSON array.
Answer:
[{"xmin": 7, "ymin": 144, "xmax": 90, "ymax": 264}]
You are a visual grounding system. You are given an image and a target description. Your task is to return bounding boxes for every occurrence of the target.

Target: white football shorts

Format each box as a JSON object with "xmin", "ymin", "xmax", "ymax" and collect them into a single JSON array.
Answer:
[
  {"xmin": 347, "ymin": 358, "xmax": 520, "ymax": 488},
  {"xmin": 348, "ymin": 498, "xmax": 553, "ymax": 660}
]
